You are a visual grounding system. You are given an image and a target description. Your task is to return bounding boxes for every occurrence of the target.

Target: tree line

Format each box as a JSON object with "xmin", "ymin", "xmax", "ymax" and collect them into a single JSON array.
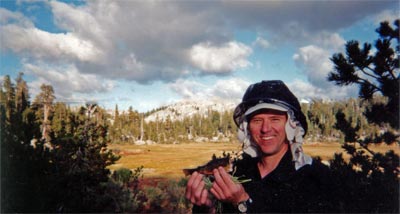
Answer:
[
  {"xmin": 111, "ymin": 97, "xmax": 386, "ymax": 145},
  {"xmin": 0, "ymin": 73, "xmax": 386, "ymax": 146},
  {"xmin": 1, "ymin": 73, "xmax": 146, "ymax": 212}
]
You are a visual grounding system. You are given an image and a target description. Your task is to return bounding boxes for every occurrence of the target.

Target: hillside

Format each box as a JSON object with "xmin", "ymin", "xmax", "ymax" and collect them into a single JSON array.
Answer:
[{"xmin": 144, "ymin": 99, "xmax": 237, "ymax": 122}]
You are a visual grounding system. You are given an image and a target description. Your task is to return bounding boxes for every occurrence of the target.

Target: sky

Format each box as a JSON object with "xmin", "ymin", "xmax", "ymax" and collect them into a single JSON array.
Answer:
[{"xmin": 0, "ymin": 0, "xmax": 398, "ymax": 112}]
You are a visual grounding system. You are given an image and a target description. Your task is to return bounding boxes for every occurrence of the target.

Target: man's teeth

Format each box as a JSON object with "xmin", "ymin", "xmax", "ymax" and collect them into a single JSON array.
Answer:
[{"xmin": 261, "ymin": 136, "xmax": 274, "ymax": 140}]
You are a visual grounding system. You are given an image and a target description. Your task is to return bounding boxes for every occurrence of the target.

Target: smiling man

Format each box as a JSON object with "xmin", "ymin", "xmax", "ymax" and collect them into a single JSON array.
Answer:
[{"xmin": 186, "ymin": 80, "xmax": 340, "ymax": 213}]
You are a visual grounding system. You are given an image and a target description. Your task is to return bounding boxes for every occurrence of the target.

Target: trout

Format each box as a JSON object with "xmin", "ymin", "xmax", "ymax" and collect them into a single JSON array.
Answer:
[{"xmin": 183, "ymin": 155, "xmax": 232, "ymax": 176}]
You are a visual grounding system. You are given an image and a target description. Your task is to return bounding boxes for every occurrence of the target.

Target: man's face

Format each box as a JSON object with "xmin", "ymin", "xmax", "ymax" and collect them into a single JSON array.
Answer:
[{"xmin": 248, "ymin": 109, "xmax": 288, "ymax": 156}]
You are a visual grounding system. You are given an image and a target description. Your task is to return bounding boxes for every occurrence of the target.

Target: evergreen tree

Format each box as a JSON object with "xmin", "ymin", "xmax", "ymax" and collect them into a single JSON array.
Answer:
[
  {"xmin": 33, "ymin": 84, "xmax": 55, "ymax": 143},
  {"xmin": 52, "ymin": 102, "xmax": 68, "ymax": 138},
  {"xmin": 1, "ymin": 76, "xmax": 141, "ymax": 212},
  {"xmin": 1, "ymin": 75, "xmax": 53, "ymax": 212},
  {"xmin": 15, "ymin": 73, "xmax": 35, "ymax": 142},
  {"xmin": 2, "ymin": 75, "xmax": 16, "ymax": 128},
  {"xmin": 15, "ymin": 72, "xmax": 29, "ymax": 115},
  {"xmin": 133, "ymin": 108, "xmax": 141, "ymax": 139},
  {"xmin": 328, "ymin": 19, "xmax": 399, "ymax": 213},
  {"xmin": 48, "ymin": 103, "xmax": 120, "ymax": 212},
  {"xmin": 110, "ymin": 104, "xmax": 122, "ymax": 143}
]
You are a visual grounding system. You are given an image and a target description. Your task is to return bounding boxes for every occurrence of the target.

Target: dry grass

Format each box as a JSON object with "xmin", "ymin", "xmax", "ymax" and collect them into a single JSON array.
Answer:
[
  {"xmin": 108, "ymin": 142, "xmax": 399, "ymax": 178},
  {"xmin": 108, "ymin": 142, "xmax": 242, "ymax": 178}
]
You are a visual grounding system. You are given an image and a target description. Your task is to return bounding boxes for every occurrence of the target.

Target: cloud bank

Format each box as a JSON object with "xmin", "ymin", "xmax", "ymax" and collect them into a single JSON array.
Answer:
[{"xmin": 0, "ymin": 0, "xmax": 397, "ymax": 109}]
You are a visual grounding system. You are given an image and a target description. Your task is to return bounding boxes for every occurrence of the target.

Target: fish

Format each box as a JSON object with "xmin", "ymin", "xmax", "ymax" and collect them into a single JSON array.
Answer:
[{"xmin": 183, "ymin": 155, "xmax": 232, "ymax": 176}]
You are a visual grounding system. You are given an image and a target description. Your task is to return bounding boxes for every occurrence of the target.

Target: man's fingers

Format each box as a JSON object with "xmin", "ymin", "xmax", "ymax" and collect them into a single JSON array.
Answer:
[
  {"xmin": 218, "ymin": 167, "xmax": 236, "ymax": 189},
  {"xmin": 185, "ymin": 172, "xmax": 195, "ymax": 198},
  {"xmin": 186, "ymin": 172, "xmax": 204, "ymax": 201},
  {"xmin": 200, "ymin": 189, "xmax": 209, "ymax": 205},
  {"xmin": 192, "ymin": 178, "xmax": 206, "ymax": 203},
  {"xmin": 192, "ymin": 172, "xmax": 204, "ymax": 191},
  {"xmin": 185, "ymin": 172, "xmax": 199, "ymax": 199},
  {"xmin": 213, "ymin": 168, "xmax": 228, "ymax": 189},
  {"xmin": 210, "ymin": 181, "xmax": 224, "ymax": 200},
  {"xmin": 214, "ymin": 167, "xmax": 237, "ymax": 192}
]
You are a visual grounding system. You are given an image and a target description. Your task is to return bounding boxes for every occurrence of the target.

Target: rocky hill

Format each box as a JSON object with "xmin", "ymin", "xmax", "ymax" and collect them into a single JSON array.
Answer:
[{"xmin": 144, "ymin": 99, "xmax": 237, "ymax": 122}]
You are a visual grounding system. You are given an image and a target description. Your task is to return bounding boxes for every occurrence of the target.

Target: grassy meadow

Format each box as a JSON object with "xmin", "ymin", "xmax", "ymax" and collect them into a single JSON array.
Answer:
[{"xmin": 108, "ymin": 142, "xmax": 399, "ymax": 178}]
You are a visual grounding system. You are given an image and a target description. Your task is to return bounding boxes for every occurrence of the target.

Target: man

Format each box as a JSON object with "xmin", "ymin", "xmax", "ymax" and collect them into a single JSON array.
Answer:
[{"xmin": 185, "ymin": 80, "xmax": 340, "ymax": 213}]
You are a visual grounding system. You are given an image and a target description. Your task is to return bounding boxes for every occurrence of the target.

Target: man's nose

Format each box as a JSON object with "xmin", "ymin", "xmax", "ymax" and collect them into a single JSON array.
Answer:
[{"xmin": 260, "ymin": 121, "xmax": 271, "ymax": 133}]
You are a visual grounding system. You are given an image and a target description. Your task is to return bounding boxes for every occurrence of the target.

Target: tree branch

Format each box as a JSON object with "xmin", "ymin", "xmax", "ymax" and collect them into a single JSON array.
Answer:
[
  {"xmin": 356, "ymin": 77, "xmax": 381, "ymax": 92},
  {"xmin": 359, "ymin": 142, "xmax": 376, "ymax": 156},
  {"xmin": 359, "ymin": 66, "xmax": 381, "ymax": 79}
]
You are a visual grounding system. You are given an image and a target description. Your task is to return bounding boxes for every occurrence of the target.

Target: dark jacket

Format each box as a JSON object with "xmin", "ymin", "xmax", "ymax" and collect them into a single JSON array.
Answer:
[{"xmin": 193, "ymin": 150, "xmax": 341, "ymax": 213}]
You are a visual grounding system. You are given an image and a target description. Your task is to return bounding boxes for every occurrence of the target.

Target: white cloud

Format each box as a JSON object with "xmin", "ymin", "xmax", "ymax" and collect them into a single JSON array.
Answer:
[
  {"xmin": 2, "ymin": 0, "xmax": 396, "ymax": 84},
  {"xmin": 287, "ymin": 79, "xmax": 357, "ymax": 101},
  {"xmin": 292, "ymin": 32, "xmax": 349, "ymax": 94},
  {"xmin": 189, "ymin": 41, "xmax": 252, "ymax": 73},
  {"xmin": 220, "ymin": 1, "xmax": 395, "ymax": 42},
  {"xmin": 23, "ymin": 62, "xmax": 115, "ymax": 100},
  {"xmin": 168, "ymin": 78, "xmax": 344, "ymax": 109},
  {"xmin": 210, "ymin": 78, "xmax": 250, "ymax": 100},
  {"xmin": 253, "ymin": 36, "xmax": 270, "ymax": 49},
  {"xmin": 169, "ymin": 78, "xmax": 250, "ymax": 102},
  {"xmin": 0, "ymin": 8, "xmax": 33, "ymax": 27},
  {"xmin": 293, "ymin": 45, "xmax": 332, "ymax": 87},
  {"xmin": 1, "ymin": 25, "xmax": 102, "ymax": 62},
  {"xmin": 373, "ymin": 9, "xmax": 398, "ymax": 25},
  {"xmin": 313, "ymin": 32, "xmax": 346, "ymax": 51},
  {"xmin": 122, "ymin": 53, "xmax": 145, "ymax": 73},
  {"xmin": 49, "ymin": 1, "xmax": 108, "ymax": 47},
  {"xmin": 2, "ymin": 0, "xmax": 396, "ymax": 111},
  {"xmin": 169, "ymin": 79, "xmax": 207, "ymax": 100},
  {"xmin": 291, "ymin": 30, "xmax": 363, "ymax": 102},
  {"xmin": 46, "ymin": 1, "xmax": 233, "ymax": 81},
  {"xmin": 287, "ymin": 80, "xmax": 325, "ymax": 99}
]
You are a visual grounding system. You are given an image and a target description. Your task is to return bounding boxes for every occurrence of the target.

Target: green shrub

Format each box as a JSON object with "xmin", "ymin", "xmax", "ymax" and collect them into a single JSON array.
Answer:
[{"xmin": 143, "ymin": 178, "xmax": 191, "ymax": 213}]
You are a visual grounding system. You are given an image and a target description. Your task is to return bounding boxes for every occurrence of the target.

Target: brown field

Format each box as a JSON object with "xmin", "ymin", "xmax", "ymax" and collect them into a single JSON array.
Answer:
[{"xmin": 108, "ymin": 142, "xmax": 399, "ymax": 178}]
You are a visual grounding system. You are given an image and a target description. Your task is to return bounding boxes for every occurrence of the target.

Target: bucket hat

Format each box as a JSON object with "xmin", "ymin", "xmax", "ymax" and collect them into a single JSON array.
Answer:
[{"xmin": 233, "ymin": 80, "xmax": 308, "ymax": 135}]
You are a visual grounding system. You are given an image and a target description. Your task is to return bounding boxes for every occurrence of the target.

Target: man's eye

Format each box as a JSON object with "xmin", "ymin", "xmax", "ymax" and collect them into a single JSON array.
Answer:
[{"xmin": 252, "ymin": 119, "xmax": 262, "ymax": 123}]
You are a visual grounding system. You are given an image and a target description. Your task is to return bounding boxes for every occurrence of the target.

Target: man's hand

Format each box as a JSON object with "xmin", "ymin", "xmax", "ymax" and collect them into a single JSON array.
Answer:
[
  {"xmin": 210, "ymin": 167, "xmax": 249, "ymax": 204},
  {"xmin": 185, "ymin": 171, "xmax": 214, "ymax": 207}
]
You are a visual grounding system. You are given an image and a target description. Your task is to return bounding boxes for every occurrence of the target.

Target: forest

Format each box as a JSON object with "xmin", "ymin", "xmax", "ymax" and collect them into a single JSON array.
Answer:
[
  {"xmin": 1, "ymin": 20, "xmax": 398, "ymax": 213},
  {"xmin": 0, "ymin": 72, "xmax": 385, "ymax": 146},
  {"xmin": 108, "ymin": 96, "xmax": 384, "ymax": 145}
]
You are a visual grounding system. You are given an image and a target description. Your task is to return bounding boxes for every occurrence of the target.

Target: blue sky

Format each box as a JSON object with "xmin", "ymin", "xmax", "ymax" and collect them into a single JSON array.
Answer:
[{"xmin": 0, "ymin": 0, "xmax": 398, "ymax": 112}]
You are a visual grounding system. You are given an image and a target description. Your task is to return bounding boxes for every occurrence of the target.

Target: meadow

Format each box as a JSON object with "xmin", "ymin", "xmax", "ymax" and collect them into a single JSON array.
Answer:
[{"xmin": 108, "ymin": 142, "xmax": 399, "ymax": 178}]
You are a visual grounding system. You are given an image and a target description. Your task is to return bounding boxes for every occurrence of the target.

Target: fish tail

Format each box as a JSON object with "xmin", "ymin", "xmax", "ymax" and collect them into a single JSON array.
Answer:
[{"xmin": 183, "ymin": 168, "xmax": 193, "ymax": 176}]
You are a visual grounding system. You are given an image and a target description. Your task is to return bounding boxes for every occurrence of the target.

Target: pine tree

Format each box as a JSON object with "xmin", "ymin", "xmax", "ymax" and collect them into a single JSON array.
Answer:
[
  {"xmin": 1, "ymin": 75, "xmax": 53, "ymax": 213},
  {"xmin": 2, "ymin": 75, "xmax": 16, "ymax": 127},
  {"xmin": 111, "ymin": 104, "xmax": 121, "ymax": 142},
  {"xmin": 15, "ymin": 72, "xmax": 29, "ymax": 115},
  {"xmin": 52, "ymin": 102, "xmax": 68, "ymax": 138},
  {"xmin": 14, "ymin": 73, "xmax": 34, "ymax": 142},
  {"xmin": 33, "ymin": 84, "xmax": 55, "ymax": 143},
  {"xmin": 44, "ymin": 102, "xmax": 119, "ymax": 212},
  {"xmin": 328, "ymin": 19, "xmax": 399, "ymax": 213},
  {"xmin": 127, "ymin": 106, "xmax": 140, "ymax": 142},
  {"xmin": 1, "ymin": 76, "xmax": 141, "ymax": 212}
]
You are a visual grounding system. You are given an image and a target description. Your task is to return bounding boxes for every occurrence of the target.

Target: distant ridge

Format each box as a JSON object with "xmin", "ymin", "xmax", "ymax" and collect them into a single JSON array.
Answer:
[{"xmin": 145, "ymin": 99, "xmax": 237, "ymax": 122}]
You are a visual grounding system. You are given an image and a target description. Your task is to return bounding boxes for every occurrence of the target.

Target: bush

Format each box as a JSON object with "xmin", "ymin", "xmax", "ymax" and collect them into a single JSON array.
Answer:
[{"xmin": 143, "ymin": 178, "xmax": 191, "ymax": 213}]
